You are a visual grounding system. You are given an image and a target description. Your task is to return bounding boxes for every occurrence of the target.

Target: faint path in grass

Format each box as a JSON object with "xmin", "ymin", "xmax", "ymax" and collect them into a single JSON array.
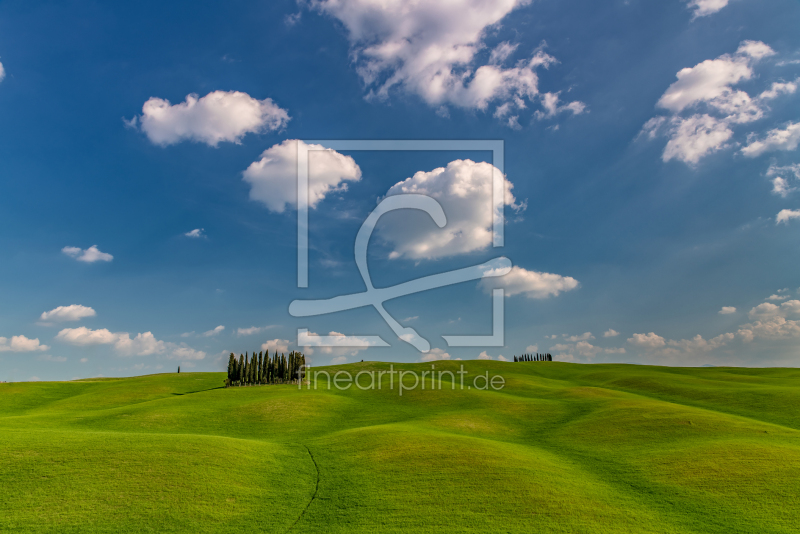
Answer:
[{"xmin": 286, "ymin": 444, "xmax": 320, "ymax": 533}]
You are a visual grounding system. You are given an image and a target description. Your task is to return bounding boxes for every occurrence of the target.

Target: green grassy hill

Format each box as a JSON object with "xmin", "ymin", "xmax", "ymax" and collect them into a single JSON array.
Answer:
[{"xmin": 2, "ymin": 361, "xmax": 799, "ymax": 533}]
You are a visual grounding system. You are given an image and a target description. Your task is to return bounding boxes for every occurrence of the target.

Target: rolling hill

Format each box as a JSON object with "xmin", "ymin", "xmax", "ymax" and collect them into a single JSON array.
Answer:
[{"xmin": 1, "ymin": 361, "xmax": 799, "ymax": 533}]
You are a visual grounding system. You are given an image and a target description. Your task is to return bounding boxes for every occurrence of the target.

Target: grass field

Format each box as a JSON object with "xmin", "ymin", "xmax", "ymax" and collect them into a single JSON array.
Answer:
[{"xmin": 1, "ymin": 361, "xmax": 799, "ymax": 533}]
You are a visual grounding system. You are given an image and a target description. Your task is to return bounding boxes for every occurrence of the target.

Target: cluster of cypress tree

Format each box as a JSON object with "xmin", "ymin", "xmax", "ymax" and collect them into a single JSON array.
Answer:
[
  {"xmin": 225, "ymin": 350, "xmax": 306, "ymax": 387},
  {"xmin": 514, "ymin": 353, "xmax": 552, "ymax": 362}
]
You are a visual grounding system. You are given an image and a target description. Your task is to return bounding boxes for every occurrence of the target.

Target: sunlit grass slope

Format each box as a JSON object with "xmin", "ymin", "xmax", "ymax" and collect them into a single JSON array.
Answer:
[{"xmin": 2, "ymin": 362, "xmax": 799, "ymax": 533}]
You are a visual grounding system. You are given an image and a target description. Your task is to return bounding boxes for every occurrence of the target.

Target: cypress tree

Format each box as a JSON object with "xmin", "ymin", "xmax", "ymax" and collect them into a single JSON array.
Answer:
[{"xmin": 227, "ymin": 353, "xmax": 235, "ymax": 384}]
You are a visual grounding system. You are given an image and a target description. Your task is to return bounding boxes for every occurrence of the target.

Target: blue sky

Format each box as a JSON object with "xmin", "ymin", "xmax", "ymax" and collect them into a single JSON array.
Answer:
[{"xmin": 1, "ymin": 0, "xmax": 799, "ymax": 381}]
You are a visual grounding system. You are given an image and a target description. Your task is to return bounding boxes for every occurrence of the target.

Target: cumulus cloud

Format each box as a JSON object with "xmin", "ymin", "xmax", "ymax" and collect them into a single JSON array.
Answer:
[
  {"xmin": 685, "ymin": 0, "xmax": 729, "ymax": 17},
  {"xmin": 742, "ymin": 122, "xmax": 800, "ymax": 158},
  {"xmin": 238, "ymin": 325, "xmax": 277, "ymax": 336},
  {"xmin": 201, "ymin": 325, "xmax": 225, "ymax": 337},
  {"xmin": 40, "ymin": 305, "xmax": 96, "ymax": 323},
  {"xmin": 719, "ymin": 306, "xmax": 737, "ymax": 314},
  {"xmin": 133, "ymin": 91, "xmax": 289, "ymax": 146},
  {"xmin": 547, "ymin": 340, "xmax": 604, "ymax": 361},
  {"xmin": 0, "ymin": 335, "xmax": 49, "ymax": 353},
  {"xmin": 667, "ymin": 333, "xmax": 734, "ymax": 352},
  {"xmin": 0, "ymin": 61, "xmax": 5, "ymax": 82},
  {"xmin": 330, "ymin": 356, "xmax": 348, "ymax": 365},
  {"xmin": 642, "ymin": 41, "xmax": 788, "ymax": 165},
  {"xmin": 603, "ymin": 329, "xmax": 620, "ymax": 337},
  {"xmin": 167, "ymin": 346, "xmax": 207, "ymax": 361},
  {"xmin": 55, "ymin": 326, "xmax": 204, "ymax": 360},
  {"xmin": 62, "ymin": 245, "xmax": 113, "ymax": 263},
  {"xmin": 777, "ymin": 209, "xmax": 800, "ymax": 224},
  {"xmin": 477, "ymin": 351, "xmax": 493, "ymax": 360},
  {"xmin": 420, "ymin": 348, "xmax": 451, "ymax": 362},
  {"xmin": 627, "ymin": 332, "xmax": 667, "ymax": 349},
  {"xmin": 480, "ymin": 265, "xmax": 579, "ymax": 299},
  {"xmin": 115, "ymin": 332, "xmax": 165, "ymax": 356},
  {"xmin": 379, "ymin": 159, "xmax": 524, "ymax": 259},
  {"xmin": 243, "ymin": 139, "xmax": 362, "ymax": 213},
  {"xmin": 56, "ymin": 326, "xmax": 119, "ymax": 346},
  {"xmin": 737, "ymin": 301, "xmax": 800, "ymax": 342},
  {"xmin": 261, "ymin": 338, "xmax": 291, "ymax": 354},
  {"xmin": 767, "ymin": 164, "xmax": 800, "ymax": 197},
  {"xmin": 298, "ymin": 331, "xmax": 375, "ymax": 357},
  {"xmin": 564, "ymin": 332, "xmax": 593, "ymax": 342},
  {"xmin": 525, "ymin": 344, "xmax": 538, "ymax": 352},
  {"xmin": 313, "ymin": 0, "xmax": 584, "ymax": 125},
  {"xmin": 184, "ymin": 228, "xmax": 205, "ymax": 238},
  {"xmin": 759, "ymin": 80, "xmax": 798, "ymax": 100},
  {"xmin": 767, "ymin": 294, "xmax": 789, "ymax": 301}
]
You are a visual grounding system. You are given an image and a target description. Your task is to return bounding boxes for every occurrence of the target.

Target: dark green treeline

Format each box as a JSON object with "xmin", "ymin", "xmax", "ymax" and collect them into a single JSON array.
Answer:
[
  {"xmin": 513, "ymin": 353, "xmax": 552, "ymax": 362},
  {"xmin": 225, "ymin": 350, "xmax": 307, "ymax": 387}
]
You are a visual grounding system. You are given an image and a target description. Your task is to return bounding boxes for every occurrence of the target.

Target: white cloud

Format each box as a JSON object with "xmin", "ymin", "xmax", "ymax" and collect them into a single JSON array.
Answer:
[
  {"xmin": 40, "ymin": 305, "xmax": 96, "ymax": 323},
  {"xmin": 564, "ymin": 332, "xmax": 593, "ymax": 342},
  {"xmin": 604, "ymin": 347, "xmax": 626, "ymax": 354},
  {"xmin": 667, "ymin": 333, "xmax": 734, "ymax": 352},
  {"xmin": 79, "ymin": 358, "xmax": 88, "ymax": 363},
  {"xmin": 534, "ymin": 92, "xmax": 586, "ymax": 120},
  {"xmin": 115, "ymin": 332, "xmax": 165, "ymax": 356},
  {"xmin": 777, "ymin": 209, "xmax": 800, "ymax": 224},
  {"xmin": 719, "ymin": 306, "xmax": 737, "ymax": 314},
  {"xmin": 477, "ymin": 351, "xmax": 493, "ymax": 360},
  {"xmin": 525, "ymin": 344, "xmax": 538, "ymax": 352},
  {"xmin": 656, "ymin": 41, "xmax": 771, "ymax": 114},
  {"xmin": 547, "ymin": 340, "xmax": 602, "ymax": 361},
  {"xmin": 627, "ymin": 332, "xmax": 667, "ymax": 349},
  {"xmin": 420, "ymin": 348, "xmax": 451, "ymax": 362},
  {"xmin": 330, "ymin": 356, "xmax": 348, "ymax": 365},
  {"xmin": 180, "ymin": 331, "xmax": 194, "ymax": 338},
  {"xmin": 497, "ymin": 355, "xmax": 509, "ymax": 361},
  {"xmin": 736, "ymin": 299, "xmax": 800, "ymax": 343},
  {"xmin": 134, "ymin": 91, "xmax": 289, "ymax": 146},
  {"xmin": 379, "ymin": 159, "xmax": 524, "ymax": 259},
  {"xmin": 62, "ymin": 245, "xmax": 113, "ymax": 263},
  {"xmin": 742, "ymin": 122, "xmax": 800, "ymax": 157},
  {"xmin": 767, "ymin": 294, "xmax": 789, "ymax": 301},
  {"xmin": 184, "ymin": 228, "xmax": 205, "ymax": 238},
  {"xmin": 168, "ymin": 346, "xmax": 207, "ymax": 361},
  {"xmin": 55, "ymin": 326, "xmax": 204, "ymax": 359},
  {"xmin": 643, "ymin": 41, "xmax": 785, "ymax": 165},
  {"xmin": 314, "ymin": 0, "xmax": 584, "ymax": 124},
  {"xmin": 603, "ymin": 329, "xmax": 620, "ymax": 337},
  {"xmin": 243, "ymin": 139, "xmax": 362, "ymax": 213},
  {"xmin": 749, "ymin": 300, "xmax": 800, "ymax": 319},
  {"xmin": 480, "ymin": 265, "xmax": 579, "ymax": 299},
  {"xmin": 662, "ymin": 114, "xmax": 734, "ymax": 164},
  {"xmin": 767, "ymin": 163, "xmax": 800, "ymax": 197},
  {"xmin": 201, "ymin": 325, "xmax": 225, "ymax": 337},
  {"xmin": 575, "ymin": 341, "xmax": 601, "ymax": 358},
  {"xmin": 759, "ymin": 80, "xmax": 798, "ymax": 100},
  {"xmin": 738, "ymin": 316, "xmax": 800, "ymax": 342},
  {"xmin": 0, "ymin": 335, "xmax": 49, "ymax": 353},
  {"xmin": 261, "ymin": 338, "xmax": 291, "ymax": 354},
  {"xmin": 298, "ymin": 331, "xmax": 374, "ymax": 357},
  {"xmin": 685, "ymin": 0, "xmax": 729, "ymax": 17},
  {"xmin": 56, "ymin": 327, "xmax": 119, "ymax": 346},
  {"xmin": 238, "ymin": 325, "xmax": 277, "ymax": 336},
  {"xmin": 0, "ymin": 61, "xmax": 5, "ymax": 82}
]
